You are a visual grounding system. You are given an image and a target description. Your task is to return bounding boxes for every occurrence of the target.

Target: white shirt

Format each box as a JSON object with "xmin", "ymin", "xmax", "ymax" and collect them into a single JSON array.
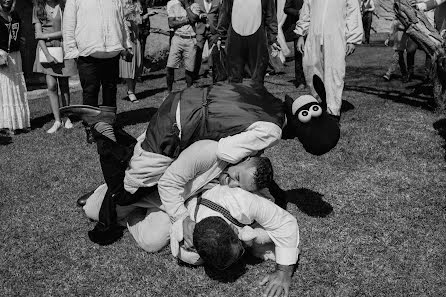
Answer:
[
  {"xmin": 188, "ymin": 185, "xmax": 300, "ymax": 266},
  {"xmin": 63, "ymin": 0, "xmax": 132, "ymax": 59},
  {"xmin": 157, "ymin": 140, "xmax": 299, "ymax": 266},
  {"xmin": 204, "ymin": 0, "xmax": 212, "ymax": 13}
]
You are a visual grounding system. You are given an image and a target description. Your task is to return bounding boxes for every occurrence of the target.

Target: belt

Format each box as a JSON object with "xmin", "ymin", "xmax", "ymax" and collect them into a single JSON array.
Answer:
[{"xmin": 175, "ymin": 33, "xmax": 196, "ymax": 39}]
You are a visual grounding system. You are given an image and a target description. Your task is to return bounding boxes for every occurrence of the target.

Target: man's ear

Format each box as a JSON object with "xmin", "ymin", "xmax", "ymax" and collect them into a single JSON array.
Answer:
[{"xmin": 313, "ymin": 75, "xmax": 327, "ymax": 109}]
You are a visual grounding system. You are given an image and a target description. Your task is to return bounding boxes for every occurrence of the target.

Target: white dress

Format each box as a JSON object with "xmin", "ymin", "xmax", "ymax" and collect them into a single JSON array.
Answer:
[{"xmin": 0, "ymin": 51, "xmax": 30, "ymax": 131}]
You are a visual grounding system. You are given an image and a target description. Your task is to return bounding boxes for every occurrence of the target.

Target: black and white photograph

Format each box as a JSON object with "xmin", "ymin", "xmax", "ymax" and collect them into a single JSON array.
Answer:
[{"xmin": 1, "ymin": 0, "xmax": 445, "ymax": 296}]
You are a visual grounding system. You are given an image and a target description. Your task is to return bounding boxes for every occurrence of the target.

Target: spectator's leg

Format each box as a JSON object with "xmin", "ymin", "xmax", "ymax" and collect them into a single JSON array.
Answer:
[
  {"xmin": 100, "ymin": 56, "xmax": 120, "ymax": 107},
  {"xmin": 194, "ymin": 34, "xmax": 205, "ymax": 80},
  {"xmin": 227, "ymin": 27, "xmax": 245, "ymax": 83},
  {"xmin": 77, "ymin": 56, "xmax": 101, "ymax": 107},
  {"xmin": 398, "ymin": 50, "xmax": 408, "ymax": 78},
  {"xmin": 293, "ymin": 38, "xmax": 306, "ymax": 88},
  {"xmin": 249, "ymin": 26, "xmax": 269, "ymax": 86},
  {"xmin": 184, "ymin": 38, "xmax": 197, "ymax": 88},
  {"xmin": 166, "ymin": 35, "xmax": 182, "ymax": 92},
  {"xmin": 362, "ymin": 11, "xmax": 373, "ymax": 44}
]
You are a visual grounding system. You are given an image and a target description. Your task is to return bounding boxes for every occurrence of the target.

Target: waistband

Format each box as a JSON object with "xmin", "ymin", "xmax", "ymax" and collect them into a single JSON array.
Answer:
[{"xmin": 175, "ymin": 32, "xmax": 196, "ymax": 39}]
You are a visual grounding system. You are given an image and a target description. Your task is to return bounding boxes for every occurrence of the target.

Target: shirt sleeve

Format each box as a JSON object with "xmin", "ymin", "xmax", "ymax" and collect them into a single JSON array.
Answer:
[
  {"xmin": 62, "ymin": 0, "xmax": 79, "ymax": 59},
  {"xmin": 240, "ymin": 190, "xmax": 300, "ymax": 265},
  {"xmin": 158, "ymin": 140, "xmax": 227, "ymax": 222},
  {"xmin": 216, "ymin": 121, "xmax": 282, "ymax": 164},
  {"xmin": 346, "ymin": 0, "xmax": 364, "ymax": 44},
  {"xmin": 294, "ymin": 0, "xmax": 310, "ymax": 37}
]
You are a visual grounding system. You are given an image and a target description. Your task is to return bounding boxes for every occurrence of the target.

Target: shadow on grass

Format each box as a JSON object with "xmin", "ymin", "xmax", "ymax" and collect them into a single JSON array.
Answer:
[
  {"xmin": 30, "ymin": 113, "xmax": 54, "ymax": 129},
  {"xmin": 0, "ymin": 134, "xmax": 13, "ymax": 145},
  {"xmin": 285, "ymin": 188, "xmax": 333, "ymax": 218},
  {"xmin": 116, "ymin": 107, "xmax": 158, "ymax": 126},
  {"xmin": 433, "ymin": 118, "xmax": 446, "ymax": 161},
  {"xmin": 345, "ymin": 84, "xmax": 434, "ymax": 111}
]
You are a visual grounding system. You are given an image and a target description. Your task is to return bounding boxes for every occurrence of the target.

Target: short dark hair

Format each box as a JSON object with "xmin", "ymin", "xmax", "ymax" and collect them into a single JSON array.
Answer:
[
  {"xmin": 252, "ymin": 157, "xmax": 273, "ymax": 190},
  {"xmin": 193, "ymin": 216, "xmax": 246, "ymax": 282}
]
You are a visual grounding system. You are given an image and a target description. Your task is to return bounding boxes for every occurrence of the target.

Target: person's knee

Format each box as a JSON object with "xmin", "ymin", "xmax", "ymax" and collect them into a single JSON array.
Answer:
[
  {"xmin": 128, "ymin": 210, "xmax": 171, "ymax": 253},
  {"xmin": 47, "ymin": 79, "xmax": 58, "ymax": 93}
]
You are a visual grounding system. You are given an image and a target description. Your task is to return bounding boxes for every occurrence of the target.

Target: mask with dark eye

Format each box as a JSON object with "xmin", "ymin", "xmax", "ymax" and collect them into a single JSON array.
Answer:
[{"xmin": 283, "ymin": 75, "xmax": 340, "ymax": 156}]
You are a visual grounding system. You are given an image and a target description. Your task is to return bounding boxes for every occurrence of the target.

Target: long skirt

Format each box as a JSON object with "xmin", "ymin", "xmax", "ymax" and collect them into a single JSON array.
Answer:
[
  {"xmin": 119, "ymin": 40, "xmax": 143, "ymax": 79},
  {"xmin": 0, "ymin": 51, "xmax": 30, "ymax": 131}
]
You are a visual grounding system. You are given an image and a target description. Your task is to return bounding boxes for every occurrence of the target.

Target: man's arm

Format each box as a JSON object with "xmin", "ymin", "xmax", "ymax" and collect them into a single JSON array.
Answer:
[
  {"xmin": 263, "ymin": 0, "xmax": 279, "ymax": 45},
  {"xmin": 294, "ymin": 0, "xmax": 310, "ymax": 37},
  {"xmin": 417, "ymin": 0, "xmax": 446, "ymax": 11},
  {"xmin": 216, "ymin": 0, "xmax": 231, "ymax": 45},
  {"xmin": 345, "ymin": 0, "xmax": 364, "ymax": 45},
  {"xmin": 62, "ymin": 0, "xmax": 79, "ymax": 59},
  {"xmin": 216, "ymin": 122, "xmax": 282, "ymax": 164},
  {"xmin": 233, "ymin": 189, "xmax": 299, "ymax": 297},
  {"xmin": 158, "ymin": 140, "xmax": 227, "ymax": 222}
]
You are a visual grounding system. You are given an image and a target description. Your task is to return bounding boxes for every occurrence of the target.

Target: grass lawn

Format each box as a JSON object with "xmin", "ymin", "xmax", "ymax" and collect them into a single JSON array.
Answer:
[{"xmin": 1, "ymin": 44, "xmax": 446, "ymax": 297}]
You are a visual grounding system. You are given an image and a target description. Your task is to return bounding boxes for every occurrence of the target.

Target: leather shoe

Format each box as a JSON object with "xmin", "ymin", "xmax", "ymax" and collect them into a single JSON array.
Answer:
[
  {"xmin": 60, "ymin": 105, "xmax": 117, "ymax": 126},
  {"xmin": 77, "ymin": 189, "xmax": 95, "ymax": 207}
]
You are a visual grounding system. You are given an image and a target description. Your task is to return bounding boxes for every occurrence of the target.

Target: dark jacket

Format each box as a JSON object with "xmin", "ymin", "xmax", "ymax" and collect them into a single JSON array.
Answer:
[
  {"xmin": 142, "ymin": 83, "xmax": 284, "ymax": 158},
  {"xmin": 194, "ymin": 0, "xmax": 221, "ymax": 44},
  {"xmin": 0, "ymin": 11, "xmax": 22, "ymax": 52},
  {"xmin": 217, "ymin": 0, "xmax": 278, "ymax": 45},
  {"xmin": 283, "ymin": 0, "xmax": 304, "ymax": 41}
]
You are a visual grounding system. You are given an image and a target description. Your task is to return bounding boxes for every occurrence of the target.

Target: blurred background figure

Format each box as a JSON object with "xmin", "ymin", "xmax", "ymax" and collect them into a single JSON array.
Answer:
[
  {"xmin": 284, "ymin": 0, "xmax": 305, "ymax": 89},
  {"xmin": 217, "ymin": 0, "xmax": 280, "ymax": 86},
  {"xmin": 138, "ymin": 0, "xmax": 157, "ymax": 80},
  {"xmin": 120, "ymin": 0, "xmax": 153, "ymax": 103},
  {"xmin": 0, "ymin": 0, "xmax": 30, "ymax": 136},
  {"xmin": 165, "ymin": 0, "xmax": 199, "ymax": 92},
  {"xmin": 361, "ymin": 0, "xmax": 375, "ymax": 45},
  {"xmin": 193, "ymin": 0, "xmax": 221, "ymax": 81},
  {"xmin": 33, "ymin": 0, "xmax": 77, "ymax": 133}
]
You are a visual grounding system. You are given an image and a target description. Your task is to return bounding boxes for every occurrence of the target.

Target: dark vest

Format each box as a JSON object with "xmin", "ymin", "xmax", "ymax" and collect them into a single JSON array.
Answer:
[{"xmin": 142, "ymin": 83, "xmax": 284, "ymax": 158}]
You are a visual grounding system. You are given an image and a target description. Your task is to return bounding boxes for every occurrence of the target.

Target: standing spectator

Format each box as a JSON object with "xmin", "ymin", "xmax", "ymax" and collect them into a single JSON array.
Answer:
[
  {"xmin": 217, "ymin": 0, "xmax": 280, "ymax": 86},
  {"xmin": 193, "ymin": 0, "xmax": 221, "ymax": 80},
  {"xmin": 63, "ymin": 0, "xmax": 132, "ymax": 141},
  {"xmin": 295, "ymin": 0, "xmax": 363, "ymax": 122},
  {"xmin": 33, "ymin": 0, "xmax": 77, "ymax": 134},
  {"xmin": 383, "ymin": 18, "xmax": 413, "ymax": 82},
  {"xmin": 166, "ymin": 0, "xmax": 199, "ymax": 92},
  {"xmin": 0, "ymin": 0, "xmax": 30, "ymax": 135},
  {"xmin": 284, "ymin": 0, "xmax": 305, "ymax": 89},
  {"xmin": 361, "ymin": 0, "xmax": 375, "ymax": 45},
  {"xmin": 138, "ymin": 0, "xmax": 157, "ymax": 80},
  {"xmin": 119, "ymin": 0, "xmax": 151, "ymax": 103}
]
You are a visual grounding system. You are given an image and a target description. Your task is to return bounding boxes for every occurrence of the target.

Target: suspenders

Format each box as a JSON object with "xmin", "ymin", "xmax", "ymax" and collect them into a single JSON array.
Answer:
[{"xmin": 193, "ymin": 192, "xmax": 257, "ymax": 228}]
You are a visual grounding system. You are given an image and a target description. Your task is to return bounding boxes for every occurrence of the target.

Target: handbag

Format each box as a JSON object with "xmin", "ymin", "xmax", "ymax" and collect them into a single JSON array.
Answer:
[
  {"xmin": 39, "ymin": 46, "xmax": 64, "ymax": 63},
  {"xmin": 211, "ymin": 45, "xmax": 228, "ymax": 83},
  {"xmin": 38, "ymin": 6, "xmax": 64, "ymax": 64}
]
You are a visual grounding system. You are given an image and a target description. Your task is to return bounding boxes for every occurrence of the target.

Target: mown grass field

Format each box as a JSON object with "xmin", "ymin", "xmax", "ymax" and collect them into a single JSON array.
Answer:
[{"xmin": 1, "ymin": 44, "xmax": 445, "ymax": 296}]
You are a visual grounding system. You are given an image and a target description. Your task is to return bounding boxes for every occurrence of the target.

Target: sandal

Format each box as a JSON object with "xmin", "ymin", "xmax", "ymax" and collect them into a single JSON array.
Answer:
[
  {"xmin": 128, "ymin": 91, "xmax": 139, "ymax": 103},
  {"xmin": 47, "ymin": 120, "xmax": 63, "ymax": 134}
]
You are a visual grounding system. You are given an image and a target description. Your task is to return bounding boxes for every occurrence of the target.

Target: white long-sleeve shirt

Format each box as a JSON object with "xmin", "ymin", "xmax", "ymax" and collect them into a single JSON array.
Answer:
[
  {"xmin": 63, "ymin": 0, "xmax": 132, "ymax": 59},
  {"xmin": 188, "ymin": 185, "xmax": 300, "ymax": 266},
  {"xmin": 157, "ymin": 140, "xmax": 300, "ymax": 265}
]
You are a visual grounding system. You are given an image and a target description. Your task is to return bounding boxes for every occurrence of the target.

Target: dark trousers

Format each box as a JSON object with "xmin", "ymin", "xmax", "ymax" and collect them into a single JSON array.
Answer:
[
  {"xmin": 293, "ymin": 39, "xmax": 306, "ymax": 87},
  {"xmin": 77, "ymin": 55, "xmax": 120, "ymax": 107},
  {"xmin": 194, "ymin": 29, "xmax": 214, "ymax": 78},
  {"xmin": 362, "ymin": 11, "xmax": 373, "ymax": 44},
  {"xmin": 226, "ymin": 26, "xmax": 269, "ymax": 86}
]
